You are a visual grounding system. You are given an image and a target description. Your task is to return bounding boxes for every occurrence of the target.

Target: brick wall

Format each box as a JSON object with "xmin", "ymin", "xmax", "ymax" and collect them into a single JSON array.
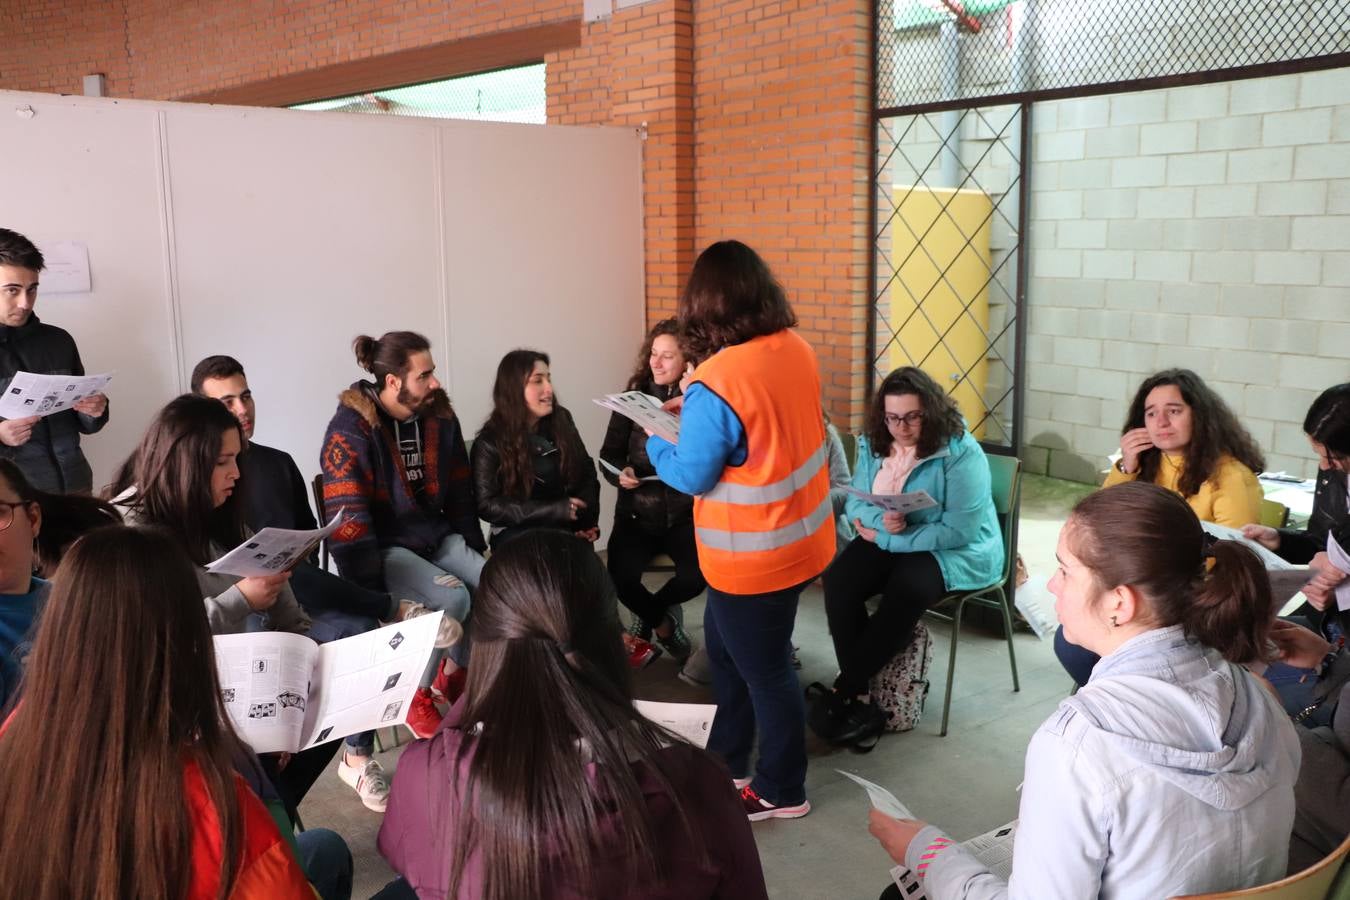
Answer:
[
  {"xmin": 0, "ymin": 0, "xmax": 872, "ymax": 427},
  {"xmin": 1025, "ymin": 68, "xmax": 1350, "ymax": 482}
]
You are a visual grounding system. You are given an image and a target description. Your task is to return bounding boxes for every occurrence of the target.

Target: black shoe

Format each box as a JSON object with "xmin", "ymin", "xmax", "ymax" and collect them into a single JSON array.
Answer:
[
  {"xmin": 831, "ymin": 698, "xmax": 886, "ymax": 750},
  {"xmin": 806, "ymin": 682, "xmax": 850, "ymax": 741}
]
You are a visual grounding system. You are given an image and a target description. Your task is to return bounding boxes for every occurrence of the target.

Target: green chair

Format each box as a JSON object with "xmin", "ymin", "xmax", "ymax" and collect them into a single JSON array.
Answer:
[
  {"xmin": 1260, "ymin": 497, "xmax": 1291, "ymax": 529},
  {"xmin": 839, "ymin": 431, "xmax": 859, "ymax": 473},
  {"xmin": 923, "ymin": 453, "xmax": 1022, "ymax": 737},
  {"xmin": 1171, "ymin": 828, "xmax": 1350, "ymax": 898}
]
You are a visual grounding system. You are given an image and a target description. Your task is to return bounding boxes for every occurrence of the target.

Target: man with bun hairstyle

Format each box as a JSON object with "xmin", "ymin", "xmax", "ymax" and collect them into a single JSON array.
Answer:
[{"xmin": 321, "ymin": 331, "xmax": 485, "ymax": 738}]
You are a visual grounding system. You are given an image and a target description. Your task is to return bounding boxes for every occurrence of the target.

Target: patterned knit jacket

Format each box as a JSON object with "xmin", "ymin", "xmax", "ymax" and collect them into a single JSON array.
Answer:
[{"xmin": 320, "ymin": 382, "xmax": 485, "ymax": 591}]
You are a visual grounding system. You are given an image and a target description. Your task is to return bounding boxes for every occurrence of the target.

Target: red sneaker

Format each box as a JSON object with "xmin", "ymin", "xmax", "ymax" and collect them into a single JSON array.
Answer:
[
  {"xmin": 406, "ymin": 687, "xmax": 444, "ymax": 739},
  {"xmin": 431, "ymin": 663, "xmax": 468, "ymax": 705},
  {"xmin": 622, "ymin": 632, "xmax": 662, "ymax": 670},
  {"xmin": 740, "ymin": 784, "xmax": 810, "ymax": 822}
]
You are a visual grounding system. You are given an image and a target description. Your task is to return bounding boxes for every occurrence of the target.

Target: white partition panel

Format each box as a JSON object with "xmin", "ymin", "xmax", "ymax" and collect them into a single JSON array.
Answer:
[{"xmin": 0, "ymin": 91, "xmax": 644, "ymax": 538}]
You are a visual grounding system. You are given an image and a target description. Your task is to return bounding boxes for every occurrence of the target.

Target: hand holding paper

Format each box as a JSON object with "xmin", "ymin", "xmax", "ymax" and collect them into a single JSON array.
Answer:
[{"xmin": 844, "ymin": 486, "xmax": 937, "ymax": 515}]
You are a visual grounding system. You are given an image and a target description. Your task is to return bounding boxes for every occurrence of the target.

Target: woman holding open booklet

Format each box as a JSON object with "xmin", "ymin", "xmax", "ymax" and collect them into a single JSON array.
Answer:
[
  {"xmin": 599, "ymin": 318, "xmax": 705, "ymax": 666},
  {"xmin": 811, "ymin": 367, "xmax": 1001, "ymax": 747},
  {"xmin": 867, "ymin": 482, "xmax": 1298, "ymax": 899}
]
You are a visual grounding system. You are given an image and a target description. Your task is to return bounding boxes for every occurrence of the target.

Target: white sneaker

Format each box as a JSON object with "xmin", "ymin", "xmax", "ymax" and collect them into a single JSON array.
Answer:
[
  {"xmin": 338, "ymin": 756, "xmax": 390, "ymax": 813},
  {"xmin": 392, "ymin": 599, "xmax": 464, "ymax": 649}
]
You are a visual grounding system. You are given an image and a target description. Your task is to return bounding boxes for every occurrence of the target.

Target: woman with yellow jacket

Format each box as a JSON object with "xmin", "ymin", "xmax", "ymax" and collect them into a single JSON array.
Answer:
[
  {"xmin": 1102, "ymin": 368, "xmax": 1264, "ymax": 526},
  {"xmin": 1058, "ymin": 368, "xmax": 1266, "ymax": 684}
]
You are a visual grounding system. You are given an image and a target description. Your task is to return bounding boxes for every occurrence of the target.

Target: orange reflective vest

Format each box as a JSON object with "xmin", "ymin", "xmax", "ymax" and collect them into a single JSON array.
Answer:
[{"xmin": 691, "ymin": 330, "xmax": 835, "ymax": 595}]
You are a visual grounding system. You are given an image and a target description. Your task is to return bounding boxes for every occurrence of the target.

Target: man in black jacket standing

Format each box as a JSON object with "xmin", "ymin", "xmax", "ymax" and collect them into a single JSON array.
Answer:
[{"xmin": 0, "ymin": 229, "xmax": 108, "ymax": 494}]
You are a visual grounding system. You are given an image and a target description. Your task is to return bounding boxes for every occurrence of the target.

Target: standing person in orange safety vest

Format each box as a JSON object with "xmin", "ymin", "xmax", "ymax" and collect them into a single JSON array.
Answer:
[{"xmin": 647, "ymin": 240, "xmax": 834, "ymax": 822}]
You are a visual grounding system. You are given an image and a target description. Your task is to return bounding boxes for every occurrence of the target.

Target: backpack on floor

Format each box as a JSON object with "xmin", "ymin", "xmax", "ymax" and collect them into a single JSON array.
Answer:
[{"xmin": 868, "ymin": 621, "xmax": 934, "ymax": 733}]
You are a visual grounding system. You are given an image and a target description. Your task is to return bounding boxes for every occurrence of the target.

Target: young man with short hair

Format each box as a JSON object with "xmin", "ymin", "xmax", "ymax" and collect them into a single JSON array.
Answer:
[
  {"xmin": 194, "ymin": 354, "xmax": 440, "ymax": 813},
  {"xmin": 321, "ymin": 331, "xmax": 486, "ymax": 738},
  {"xmin": 0, "ymin": 229, "xmax": 109, "ymax": 493}
]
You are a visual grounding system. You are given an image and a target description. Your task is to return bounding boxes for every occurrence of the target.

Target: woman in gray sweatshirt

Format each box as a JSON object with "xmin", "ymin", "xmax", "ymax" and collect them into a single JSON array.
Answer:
[{"xmin": 870, "ymin": 481, "xmax": 1300, "ymax": 899}]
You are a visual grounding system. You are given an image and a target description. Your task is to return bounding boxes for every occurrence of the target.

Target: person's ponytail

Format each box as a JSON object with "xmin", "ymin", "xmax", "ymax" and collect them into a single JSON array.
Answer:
[
  {"xmin": 352, "ymin": 335, "xmax": 377, "ymax": 372},
  {"xmin": 1187, "ymin": 540, "xmax": 1275, "ymax": 665}
]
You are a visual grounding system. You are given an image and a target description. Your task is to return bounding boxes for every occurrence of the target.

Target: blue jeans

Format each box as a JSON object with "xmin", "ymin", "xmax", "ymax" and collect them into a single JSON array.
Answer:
[
  {"xmin": 704, "ymin": 581, "xmax": 808, "ymax": 806},
  {"xmin": 297, "ymin": 827, "xmax": 353, "ymax": 900},
  {"xmin": 1054, "ymin": 626, "xmax": 1100, "ymax": 687},
  {"xmin": 382, "ymin": 535, "xmax": 485, "ymax": 685}
]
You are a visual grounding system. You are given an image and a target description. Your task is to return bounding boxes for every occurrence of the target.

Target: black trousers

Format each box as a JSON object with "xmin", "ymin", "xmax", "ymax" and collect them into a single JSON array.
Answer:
[
  {"xmin": 823, "ymin": 537, "xmax": 945, "ymax": 697},
  {"xmin": 606, "ymin": 518, "xmax": 706, "ymax": 627}
]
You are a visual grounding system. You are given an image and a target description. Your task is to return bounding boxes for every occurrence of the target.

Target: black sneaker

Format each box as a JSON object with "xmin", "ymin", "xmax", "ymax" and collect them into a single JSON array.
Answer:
[
  {"xmin": 656, "ymin": 620, "xmax": 693, "ymax": 664},
  {"xmin": 830, "ymin": 698, "xmax": 886, "ymax": 748},
  {"xmin": 627, "ymin": 616, "xmax": 653, "ymax": 642}
]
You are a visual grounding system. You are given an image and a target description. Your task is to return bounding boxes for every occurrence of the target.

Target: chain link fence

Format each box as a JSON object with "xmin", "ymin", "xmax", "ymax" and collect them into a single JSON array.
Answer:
[{"xmin": 878, "ymin": 0, "xmax": 1350, "ymax": 113}]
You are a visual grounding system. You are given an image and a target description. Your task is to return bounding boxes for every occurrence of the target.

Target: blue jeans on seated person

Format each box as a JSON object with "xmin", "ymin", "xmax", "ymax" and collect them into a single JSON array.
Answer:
[
  {"xmin": 704, "ymin": 581, "xmax": 809, "ymax": 807},
  {"xmin": 381, "ymin": 534, "xmax": 485, "ymax": 685},
  {"xmin": 1055, "ymin": 626, "xmax": 1100, "ymax": 687},
  {"xmin": 297, "ymin": 827, "xmax": 354, "ymax": 900}
]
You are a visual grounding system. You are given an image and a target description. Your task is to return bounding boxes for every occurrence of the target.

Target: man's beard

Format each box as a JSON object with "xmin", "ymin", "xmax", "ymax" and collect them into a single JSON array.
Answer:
[{"xmin": 398, "ymin": 385, "xmax": 448, "ymax": 412}]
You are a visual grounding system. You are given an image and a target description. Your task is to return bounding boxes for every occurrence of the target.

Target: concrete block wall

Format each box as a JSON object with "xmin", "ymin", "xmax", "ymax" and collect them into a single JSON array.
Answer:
[{"xmin": 1025, "ymin": 67, "xmax": 1350, "ymax": 482}]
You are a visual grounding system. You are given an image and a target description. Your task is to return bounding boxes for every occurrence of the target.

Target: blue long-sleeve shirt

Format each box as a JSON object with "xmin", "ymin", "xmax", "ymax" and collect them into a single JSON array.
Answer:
[{"xmin": 647, "ymin": 383, "xmax": 746, "ymax": 496}]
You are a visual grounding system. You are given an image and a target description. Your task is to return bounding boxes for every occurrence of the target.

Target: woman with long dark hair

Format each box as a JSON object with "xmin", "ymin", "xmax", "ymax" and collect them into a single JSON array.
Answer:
[
  {"xmin": 1244, "ymin": 383, "xmax": 1350, "ymax": 620},
  {"xmin": 868, "ymin": 482, "xmax": 1298, "ymax": 899},
  {"xmin": 647, "ymin": 240, "xmax": 835, "ymax": 820},
  {"xmin": 812, "ymin": 367, "xmax": 1002, "ymax": 746},
  {"xmin": 471, "ymin": 349, "xmax": 601, "ymax": 549},
  {"xmin": 110, "ymin": 396, "xmax": 338, "ymax": 813},
  {"xmin": 600, "ymin": 318, "xmax": 705, "ymax": 663},
  {"xmin": 1058, "ymin": 368, "xmax": 1267, "ymax": 685},
  {"xmin": 0, "ymin": 526, "xmax": 312, "ymax": 899},
  {"xmin": 377, "ymin": 530, "xmax": 767, "ymax": 900},
  {"xmin": 111, "ymin": 394, "xmax": 308, "ymax": 634},
  {"xmin": 1102, "ymin": 368, "xmax": 1264, "ymax": 527}
]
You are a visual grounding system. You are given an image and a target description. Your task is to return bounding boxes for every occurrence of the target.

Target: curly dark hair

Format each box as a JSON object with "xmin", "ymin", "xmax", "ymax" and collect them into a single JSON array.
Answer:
[
  {"xmin": 624, "ymin": 318, "xmax": 687, "ymax": 392},
  {"xmin": 865, "ymin": 367, "xmax": 965, "ymax": 459},
  {"xmin": 678, "ymin": 240, "xmax": 797, "ymax": 361},
  {"xmin": 1124, "ymin": 369, "xmax": 1265, "ymax": 498}
]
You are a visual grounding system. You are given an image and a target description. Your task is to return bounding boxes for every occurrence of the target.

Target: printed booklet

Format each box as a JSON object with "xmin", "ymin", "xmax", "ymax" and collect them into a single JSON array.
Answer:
[{"xmin": 214, "ymin": 612, "xmax": 442, "ymax": 753}]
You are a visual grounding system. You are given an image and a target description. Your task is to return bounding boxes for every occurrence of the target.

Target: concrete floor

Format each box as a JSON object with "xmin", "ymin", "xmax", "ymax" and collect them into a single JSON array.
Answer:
[{"xmin": 296, "ymin": 474, "xmax": 1087, "ymax": 899}]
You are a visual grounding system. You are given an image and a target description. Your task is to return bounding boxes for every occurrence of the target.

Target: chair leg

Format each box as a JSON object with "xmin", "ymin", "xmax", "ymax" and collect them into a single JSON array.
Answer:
[
  {"xmin": 941, "ymin": 596, "xmax": 967, "ymax": 737},
  {"xmin": 374, "ymin": 729, "xmax": 385, "ymax": 754},
  {"xmin": 996, "ymin": 587, "xmax": 1021, "ymax": 693}
]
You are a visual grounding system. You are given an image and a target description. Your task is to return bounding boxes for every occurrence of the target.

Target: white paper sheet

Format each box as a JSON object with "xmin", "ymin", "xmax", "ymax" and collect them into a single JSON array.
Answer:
[
  {"xmin": 634, "ymin": 700, "xmax": 716, "ymax": 748},
  {"xmin": 35, "ymin": 240, "xmax": 91, "ymax": 294},
  {"xmin": 214, "ymin": 631, "xmax": 319, "ymax": 754},
  {"xmin": 844, "ymin": 486, "xmax": 938, "ymax": 515},
  {"xmin": 1202, "ymin": 521, "xmax": 1296, "ymax": 571},
  {"xmin": 1327, "ymin": 534, "xmax": 1350, "ymax": 613},
  {"xmin": 206, "ymin": 507, "xmax": 346, "ymax": 577},
  {"xmin": 887, "ymin": 821, "xmax": 1019, "ymax": 896},
  {"xmin": 0, "ymin": 370, "xmax": 112, "ymax": 419},
  {"xmin": 837, "ymin": 769, "xmax": 915, "ymax": 820},
  {"xmin": 301, "ymin": 613, "xmax": 444, "ymax": 748},
  {"xmin": 594, "ymin": 391, "xmax": 680, "ymax": 444},
  {"xmin": 599, "ymin": 457, "xmax": 661, "ymax": 483}
]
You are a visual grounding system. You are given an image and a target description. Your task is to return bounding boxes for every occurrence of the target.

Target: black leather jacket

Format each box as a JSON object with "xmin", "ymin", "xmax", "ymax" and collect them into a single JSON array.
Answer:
[
  {"xmin": 471, "ymin": 405, "xmax": 600, "ymax": 534},
  {"xmin": 1277, "ymin": 468, "xmax": 1349, "ymax": 565},
  {"xmin": 598, "ymin": 380, "xmax": 693, "ymax": 535}
]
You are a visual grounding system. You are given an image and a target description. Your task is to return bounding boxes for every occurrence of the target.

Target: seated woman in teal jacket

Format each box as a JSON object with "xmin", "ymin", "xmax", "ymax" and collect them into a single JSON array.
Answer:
[{"xmin": 813, "ymin": 367, "xmax": 1002, "ymax": 745}]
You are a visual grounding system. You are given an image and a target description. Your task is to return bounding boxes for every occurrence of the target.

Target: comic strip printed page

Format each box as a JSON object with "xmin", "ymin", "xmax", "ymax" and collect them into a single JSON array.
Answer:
[
  {"xmin": 300, "ymin": 613, "xmax": 443, "ymax": 748},
  {"xmin": 205, "ymin": 508, "xmax": 346, "ymax": 578},
  {"xmin": 214, "ymin": 631, "xmax": 319, "ymax": 754}
]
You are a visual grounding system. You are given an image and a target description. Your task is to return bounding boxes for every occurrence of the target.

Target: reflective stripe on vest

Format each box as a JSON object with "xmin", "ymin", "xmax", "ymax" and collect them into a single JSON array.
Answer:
[
  {"xmin": 695, "ymin": 493, "xmax": 834, "ymax": 553},
  {"xmin": 702, "ymin": 441, "xmax": 829, "ymax": 506}
]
